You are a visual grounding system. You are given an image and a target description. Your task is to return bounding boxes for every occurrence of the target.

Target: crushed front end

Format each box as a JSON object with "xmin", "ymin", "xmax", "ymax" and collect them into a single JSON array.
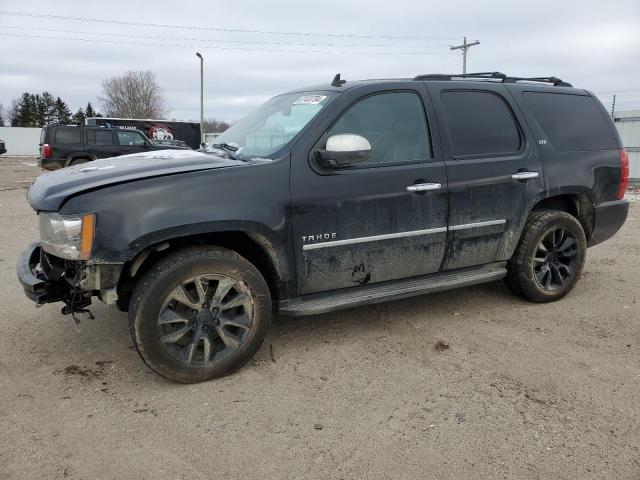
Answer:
[
  {"xmin": 17, "ymin": 241, "xmax": 123, "ymax": 318},
  {"xmin": 17, "ymin": 242, "xmax": 92, "ymax": 314}
]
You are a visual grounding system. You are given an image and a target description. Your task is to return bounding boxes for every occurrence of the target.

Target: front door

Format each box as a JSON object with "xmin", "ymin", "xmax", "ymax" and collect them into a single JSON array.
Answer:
[
  {"xmin": 85, "ymin": 128, "xmax": 120, "ymax": 159},
  {"xmin": 290, "ymin": 86, "xmax": 448, "ymax": 295},
  {"xmin": 116, "ymin": 129, "xmax": 148, "ymax": 155},
  {"xmin": 426, "ymin": 83, "xmax": 544, "ymax": 270}
]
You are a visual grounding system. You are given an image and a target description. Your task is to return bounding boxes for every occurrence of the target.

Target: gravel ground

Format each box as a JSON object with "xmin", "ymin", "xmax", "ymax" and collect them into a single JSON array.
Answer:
[{"xmin": 1, "ymin": 156, "xmax": 639, "ymax": 479}]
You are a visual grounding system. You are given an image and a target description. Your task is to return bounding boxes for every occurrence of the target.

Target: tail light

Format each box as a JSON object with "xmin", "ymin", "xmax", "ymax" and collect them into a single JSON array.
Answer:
[
  {"xmin": 616, "ymin": 148, "xmax": 629, "ymax": 200},
  {"xmin": 40, "ymin": 144, "xmax": 52, "ymax": 158}
]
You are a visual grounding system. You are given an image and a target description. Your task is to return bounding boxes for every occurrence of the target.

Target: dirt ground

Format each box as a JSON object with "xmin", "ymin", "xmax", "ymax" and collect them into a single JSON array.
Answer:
[{"xmin": 0, "ymin": 156, "xmax": 639, "ymax": 480}]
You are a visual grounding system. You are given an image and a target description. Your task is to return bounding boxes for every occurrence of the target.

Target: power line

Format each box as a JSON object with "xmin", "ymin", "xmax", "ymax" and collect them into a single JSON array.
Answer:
[
  {"xmin": 0, "ymin": 11, "xmax": 461, "ymax": 40},
  {"xmin": 1, "ymin": 25, "xmax": 452, "ymax": 49},
  {"xmin": 0, "ymin": 32, "xmax": 452, "ymax": 55}
]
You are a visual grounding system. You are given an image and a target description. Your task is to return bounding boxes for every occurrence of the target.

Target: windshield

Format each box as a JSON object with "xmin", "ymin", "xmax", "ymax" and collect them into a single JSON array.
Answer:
[{"xmin": 211, "ymin": 91, "xmax": 338, "ymax": 160}]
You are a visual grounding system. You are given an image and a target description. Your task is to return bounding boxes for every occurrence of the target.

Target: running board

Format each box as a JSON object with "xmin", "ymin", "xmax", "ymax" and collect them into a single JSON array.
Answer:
[{"xmin": 279, "ymin": 263, "xmax": 507, "ymax": 316}]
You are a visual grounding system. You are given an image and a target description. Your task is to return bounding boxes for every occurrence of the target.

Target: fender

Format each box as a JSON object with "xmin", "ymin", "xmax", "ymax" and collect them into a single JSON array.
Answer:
[
  {"xmin": 496, "ymin": 187, "xmax": 597, "ymax": 262},
  {"xmin": 59, "ymin": 156, "xmax": 293, "ymax": 282},
  {"xmin": 120, "ymin": 220, "xmax": 293, "ymax": 286},
  {"xmin": 66, "ymin": 152, "xmax": 97, "ymax": 166}
]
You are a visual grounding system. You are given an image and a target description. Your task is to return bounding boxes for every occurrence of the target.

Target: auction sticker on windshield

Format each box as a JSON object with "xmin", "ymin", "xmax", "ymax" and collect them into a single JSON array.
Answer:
[{"xmin": 293, "ymin": 95, "xmax": 328, "ymax": 105}]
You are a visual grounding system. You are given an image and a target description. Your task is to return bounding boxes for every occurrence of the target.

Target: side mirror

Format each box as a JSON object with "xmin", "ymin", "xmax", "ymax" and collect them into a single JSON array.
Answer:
[{"xmin": 316, "ymin": 134, "xmax": 371, "ymax": 168}]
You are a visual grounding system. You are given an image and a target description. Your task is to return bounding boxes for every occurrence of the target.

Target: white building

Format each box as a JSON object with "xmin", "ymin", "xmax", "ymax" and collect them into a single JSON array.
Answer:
[{"xmin": 614, "ymin": 110, "xmax": 640, "ymax": 182}]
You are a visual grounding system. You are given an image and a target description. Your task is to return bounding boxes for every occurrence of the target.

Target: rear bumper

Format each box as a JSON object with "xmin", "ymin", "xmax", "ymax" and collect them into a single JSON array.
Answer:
[
  {"xmin": 38, "ymin": 158, "xmax": 65, "ymax": 170},
  {"xmin": 590, "ymin": 199, "xmax": 629, "ymax": 247}
]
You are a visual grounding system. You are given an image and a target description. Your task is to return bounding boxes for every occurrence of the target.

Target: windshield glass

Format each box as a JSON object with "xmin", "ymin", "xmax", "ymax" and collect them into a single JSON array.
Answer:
[{"xmin": 211, "ymin": 91, "xmax": 338, "ymax": 160}]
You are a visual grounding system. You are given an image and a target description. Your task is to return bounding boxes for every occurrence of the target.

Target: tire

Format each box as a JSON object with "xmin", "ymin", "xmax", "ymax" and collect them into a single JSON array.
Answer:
[
  {"xmin": 129, "ymin": 246, "xmax": 272, "ymax": 383},
  {"xmin": 68, "ymin": 157, "xmax": 90, "ymax": 167},
  {"xmin": 505, "ymin": 209, "xmax": 586, "ymax": 303}
]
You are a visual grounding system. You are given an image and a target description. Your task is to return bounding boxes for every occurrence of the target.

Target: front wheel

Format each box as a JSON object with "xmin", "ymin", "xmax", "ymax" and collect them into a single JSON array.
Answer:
[
  {"xmin": 129, "ymin": 246, "xmax": 271, "ymax": 383},
  {"xmin": 505, "ymin": 209, "xmax": 587, "ymax": 303}
]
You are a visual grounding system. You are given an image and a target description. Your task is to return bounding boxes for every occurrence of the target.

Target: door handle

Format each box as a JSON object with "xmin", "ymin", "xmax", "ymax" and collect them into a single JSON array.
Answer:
[
  {"xmin": 407, "ymin": 183, "xmax": 441, "ymax": 192},
  {"xmin": 511, "ymin": 171, "xmax": 539, "ymax": 181}
]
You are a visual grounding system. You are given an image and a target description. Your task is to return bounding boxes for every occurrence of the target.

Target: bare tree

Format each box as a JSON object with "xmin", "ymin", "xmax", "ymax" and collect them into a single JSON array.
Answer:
[
  {"xmin": 100, "ymin": 71, "xmax": 167, "ymax": 119},
  {"xmin": 204, "ymin": 118, "xmax": 232, "ymax": 133}
]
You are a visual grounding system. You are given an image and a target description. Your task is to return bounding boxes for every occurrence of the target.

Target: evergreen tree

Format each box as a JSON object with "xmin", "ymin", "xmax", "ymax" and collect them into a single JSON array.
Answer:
[
  {"xmin": 54, "ymin": 97, "xmax": 72, "ymax": 124},
  {"xmin": 9, "ymin": 92, "xmax": 78, "ymax": 127},
  {"xmin": 0, "ymin": 103, "xmax": 5, "ymax": 127},
  {"xmin": 9, "ymin": 99, "xmax": 21, "ymax": 127},
  {"xmin": 85, "ymin": 102, "xmax": 97, "ymax": 118},
  {"xmin": 38, "ymin": 92, "xmax": 57, "ymax": 125},
  {"xmin": 72, "ymin": 107, "xmax": 86, "ymax": 125},
  {"xmin": 12, "ymin": 93, "xmax": 37, "ymax": 127}
]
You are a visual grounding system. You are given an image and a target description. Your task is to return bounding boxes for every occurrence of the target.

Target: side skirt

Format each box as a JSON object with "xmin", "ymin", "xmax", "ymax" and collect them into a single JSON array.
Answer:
[{"xmin": 278, "ymin": 262, "xmax": 507, "ymax": 316}]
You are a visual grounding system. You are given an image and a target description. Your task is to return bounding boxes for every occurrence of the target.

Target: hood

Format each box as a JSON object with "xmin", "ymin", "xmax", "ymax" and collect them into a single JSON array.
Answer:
[{"xmin": 28, "ymin": 149, "xmax": 244, "ymax": 211}]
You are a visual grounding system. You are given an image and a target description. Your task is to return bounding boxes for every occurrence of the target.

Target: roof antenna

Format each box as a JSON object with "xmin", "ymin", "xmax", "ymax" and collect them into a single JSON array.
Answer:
[{"xmin": 331, "ymin": 73, "xmax": 346, "ymax": 87}]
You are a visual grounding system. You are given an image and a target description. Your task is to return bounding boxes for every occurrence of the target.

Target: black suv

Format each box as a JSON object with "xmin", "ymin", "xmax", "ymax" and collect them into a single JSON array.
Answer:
[
  {"xmin": 38, "ymin": 124, "xmax": 190, "ymax": 170},
  {"xmin": 18, "ymin": 72, "xmax": 629, "ymax": 383}
]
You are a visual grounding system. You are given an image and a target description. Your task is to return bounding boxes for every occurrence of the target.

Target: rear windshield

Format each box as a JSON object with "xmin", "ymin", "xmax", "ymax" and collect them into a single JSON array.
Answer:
[
  {"xmin": 522, "ymin": 92, "xmax": 618, "ymax": 152},
  {"xmin": 55, "ymin": 128, "xmax": 82, "ymax": 144}
]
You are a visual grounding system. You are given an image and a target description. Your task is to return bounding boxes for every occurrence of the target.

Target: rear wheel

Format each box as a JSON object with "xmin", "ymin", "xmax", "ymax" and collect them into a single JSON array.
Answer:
[
  {"xmin": 68, "ymin": 157, "xmax": 90, "ymax": 167},
  {"xmin": 505, "ymin": 209, "xmax": 586, "ymax": 302},
  {"xmin": 129, "ymin": 246, "xmax": 271, "ymax": 383}
]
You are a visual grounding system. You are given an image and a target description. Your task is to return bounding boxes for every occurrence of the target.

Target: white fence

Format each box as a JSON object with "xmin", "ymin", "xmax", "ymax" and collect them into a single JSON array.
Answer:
[
  {"xmin": 614, "ymin": 110, "xmax": 640, "ymax": 181},
  {"xmin": 0, "ymin": 127, "xmax": 42, "ymax": 156}
]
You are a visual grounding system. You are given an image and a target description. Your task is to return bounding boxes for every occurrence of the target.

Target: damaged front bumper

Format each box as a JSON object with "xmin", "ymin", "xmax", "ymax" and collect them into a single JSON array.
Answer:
[{"xmin": 16, "ymin": 242, "xmax": 123, "ymax": 314}]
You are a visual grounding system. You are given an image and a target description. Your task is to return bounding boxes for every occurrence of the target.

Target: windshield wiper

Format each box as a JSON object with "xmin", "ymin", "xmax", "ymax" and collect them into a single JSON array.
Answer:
[{"xmin": 210, "ymin": 142, "xmax": 239, "ymax": 159}]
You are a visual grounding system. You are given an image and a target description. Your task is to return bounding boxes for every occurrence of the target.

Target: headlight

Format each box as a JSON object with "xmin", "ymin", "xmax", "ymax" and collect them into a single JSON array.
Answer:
[{"xmin": 39, "ymin": 213, "xmax": 95, "ymax": 260}]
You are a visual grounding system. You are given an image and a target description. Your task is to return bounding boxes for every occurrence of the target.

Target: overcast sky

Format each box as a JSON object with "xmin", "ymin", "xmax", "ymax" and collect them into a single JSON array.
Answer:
[{"xmin": 1, "ymin": 0, "xmax": 639, "ymax": 122}]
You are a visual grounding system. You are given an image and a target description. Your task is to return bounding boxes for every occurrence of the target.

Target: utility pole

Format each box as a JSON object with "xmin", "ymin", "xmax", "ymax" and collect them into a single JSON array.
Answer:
[
  {"xmin": 611, "ymin": 94, "xmax": 616, "ymax": 119},
  {"xmin": 450, "ymin": 37, "xmax": 480, "ymax": 74},
  {"xmin": 196, "ymin": 52, "xmax": 204, "ymax": 145}
]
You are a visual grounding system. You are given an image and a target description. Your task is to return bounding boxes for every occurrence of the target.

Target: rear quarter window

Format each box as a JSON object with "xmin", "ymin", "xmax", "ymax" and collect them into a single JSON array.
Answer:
[
  {"xmin": 55, "ymin": 128, "xmax": 82, "ymax": 144},
  {"xmin": 522, "ymin": 92, "xmax": 618, "ymax": 151}
]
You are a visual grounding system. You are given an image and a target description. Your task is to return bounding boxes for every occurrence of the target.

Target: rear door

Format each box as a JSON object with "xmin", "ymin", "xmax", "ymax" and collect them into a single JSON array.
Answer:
[
  {"xmin": 85, "ymin": 128, "xmax": 120, "ymax": 159},
  {"xmin": 290, "ymin": 84, "xmax": 449, "ymax": 294},
  {"xmin": 115, "ymin": 130, "xmax": 149, "ymax": 155},
  {"xmin": 426, "ymin": 82, "xmax": 544, "ymax": 270}
]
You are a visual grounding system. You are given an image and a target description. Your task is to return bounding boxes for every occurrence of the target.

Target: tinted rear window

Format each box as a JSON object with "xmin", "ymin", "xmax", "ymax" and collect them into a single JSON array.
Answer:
[
  {"xmin": 86, "ymin": 129, "xmax": 114, "ymax": 145},
  {"xmin": 441, "ymin": 90, "xmax": 521, "ymax": 157},
  {"xmin": 522, "ymin": 92, "xmax": 618, "ymax": 151},
  {"xmin": 55, "ymin": 128, "xmax": 82, "ymax": 144}
]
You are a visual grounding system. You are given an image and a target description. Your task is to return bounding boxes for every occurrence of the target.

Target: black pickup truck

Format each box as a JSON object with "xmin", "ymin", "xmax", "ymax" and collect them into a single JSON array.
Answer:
[
  {"xmin": 18, "ymin": 72, "xmax": 629, "ymax": 383},
  {"xmin": 38, "ymin": 124, "xmax": 189, "ymax": 170}
]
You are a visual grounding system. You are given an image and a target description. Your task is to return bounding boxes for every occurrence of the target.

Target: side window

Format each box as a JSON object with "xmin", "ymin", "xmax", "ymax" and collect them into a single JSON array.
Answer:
[
  {"xmin": 86, "ymin": 129, "xmax": 114, "ymax": 145},
  {"xmin": 522, "ymin": 92, "xmax": 618, "ymax": 152},
  {"xmin": 117, "ymin": 130, "xmax": 146, "ymax": 146},
  {"xmin": 326, "ymin": 91, "xmax": 430, "ymax": 165},
  {"xmin": 441, "ymin": 90, "xmax": 521, "ymax": 157},
  {"xmin": 55, "ymin": 128, "xmax": 82, "ymax": 144}
]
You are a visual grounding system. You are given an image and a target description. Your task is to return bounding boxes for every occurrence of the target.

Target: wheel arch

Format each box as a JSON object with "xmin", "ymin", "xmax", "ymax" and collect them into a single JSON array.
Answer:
[
  {"xmin": 531, "ymin": 192, "xmax": 595, "ymax": 242},
  {"xmin": 65, "ymin": 153, "xmax": 96, "ymax": 166},
  {"xmin": 115, "ymin": 227, "xmax": 291, "ymax": 311}
]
